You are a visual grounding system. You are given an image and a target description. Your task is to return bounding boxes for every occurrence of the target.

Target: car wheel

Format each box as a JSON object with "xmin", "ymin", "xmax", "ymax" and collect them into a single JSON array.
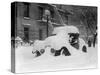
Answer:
[
  {"xmin": 40, "ymin": 49, "xmax": 45, "ymax": 54},
  {"xmin": 82, "ymin": 45, "xmax": 87, "ymax": 53},
  {"xmin": 54, "ymin": 49, "xmax": 62, "ymax": 56},
  {"xmin": 61, "ymin": 46, "xmax": 71, "ymax": 56},
  {"xmin": 51, "ymin": 48, "xmax": 55, "ymax": 53},
  {"xmin": 35, "ymin": 50, "xmax": 41, "ymax": 57}
]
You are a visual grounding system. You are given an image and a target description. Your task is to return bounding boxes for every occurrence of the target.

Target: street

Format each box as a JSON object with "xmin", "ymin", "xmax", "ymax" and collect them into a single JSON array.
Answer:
[{"xmin": 15, "ymin": 44, "xmax": 97, "ymax": 73}]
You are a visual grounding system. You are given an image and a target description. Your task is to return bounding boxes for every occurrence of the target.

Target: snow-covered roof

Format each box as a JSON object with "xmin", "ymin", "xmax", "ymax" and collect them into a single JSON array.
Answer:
[{"xmin": 52, "ymin": 25, "xmax": 79, "ymax": 35}]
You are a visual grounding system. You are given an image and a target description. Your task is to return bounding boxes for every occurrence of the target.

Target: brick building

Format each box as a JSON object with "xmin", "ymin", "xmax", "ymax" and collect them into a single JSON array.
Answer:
[{"xmin": 11, "ymin": 2, "xmax": 71, "ymax": 42}]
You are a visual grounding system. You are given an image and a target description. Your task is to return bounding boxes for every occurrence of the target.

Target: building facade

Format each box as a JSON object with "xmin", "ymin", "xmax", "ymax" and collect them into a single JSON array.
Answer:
[{"xmin": 11, "ymin": 2, "xmax": 70, "ymax": 42}]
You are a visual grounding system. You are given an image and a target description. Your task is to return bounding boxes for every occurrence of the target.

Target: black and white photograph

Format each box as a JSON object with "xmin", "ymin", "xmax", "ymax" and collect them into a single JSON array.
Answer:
[{"xmin": 11, "ymin": 2, "xmax": 98, "ymax": 73}]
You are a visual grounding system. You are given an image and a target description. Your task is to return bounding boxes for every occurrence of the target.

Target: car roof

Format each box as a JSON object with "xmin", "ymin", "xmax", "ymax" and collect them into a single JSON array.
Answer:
[{"xmin": 52, "ymin": 26, "xmax": 79, "ymax": 35}]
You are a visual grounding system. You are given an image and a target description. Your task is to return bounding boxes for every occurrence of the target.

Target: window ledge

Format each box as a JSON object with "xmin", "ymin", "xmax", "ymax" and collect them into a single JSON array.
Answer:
[{"xmin": 24, "ymin": 17, "xmax": 30, "ymax": 20}]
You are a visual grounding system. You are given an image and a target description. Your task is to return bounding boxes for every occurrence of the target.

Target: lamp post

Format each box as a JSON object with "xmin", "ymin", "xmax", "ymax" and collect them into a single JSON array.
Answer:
[{"xmin": 44, "ymin": 9, "xmax": 50, "ymax": 37}]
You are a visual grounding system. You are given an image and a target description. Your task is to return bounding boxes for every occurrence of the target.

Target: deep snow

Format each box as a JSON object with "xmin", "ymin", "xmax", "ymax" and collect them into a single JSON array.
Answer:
[
  {"xmin": 15, "ymin": 26, "xmax": 97, "ymax": 73},
  {"xmin": 15, "ymin": 44, "xmax": 97, "ymax": 73}
]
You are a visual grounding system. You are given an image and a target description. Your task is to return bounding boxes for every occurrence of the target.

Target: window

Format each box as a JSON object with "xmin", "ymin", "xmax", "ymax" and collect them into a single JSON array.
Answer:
[
  {"xmin": 38, "ymin": 6, "xmax": 44, "ymax": 20},
  {"xmin": 24, "ymin": 2, "xmax": 30, "ymax": 17}
]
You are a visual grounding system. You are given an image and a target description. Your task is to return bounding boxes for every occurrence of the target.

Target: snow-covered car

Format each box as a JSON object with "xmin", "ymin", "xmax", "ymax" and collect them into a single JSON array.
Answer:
[
  {"xmin": 52, "ymin": 25, "xmax": 87, "ymax": 53},
  {"xmin": 32, "ymin": 25, "xmax": 87, "ymax": 57}
]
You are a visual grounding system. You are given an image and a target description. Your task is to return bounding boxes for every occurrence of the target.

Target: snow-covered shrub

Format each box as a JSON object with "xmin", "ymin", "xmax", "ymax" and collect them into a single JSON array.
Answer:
[{"xmin": 15, "ymin": 36, "xmax": 23, "ymax": 47}]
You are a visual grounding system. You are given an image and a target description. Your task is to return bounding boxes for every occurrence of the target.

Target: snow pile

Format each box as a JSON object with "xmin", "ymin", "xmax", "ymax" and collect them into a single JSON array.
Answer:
[
  {"xmin": 15, "ymin": 36, "xmax": 23, "ymax": 47},
  {"xmin": 15, "ymin": 36, "xmax": 22, "ymax": 41}
]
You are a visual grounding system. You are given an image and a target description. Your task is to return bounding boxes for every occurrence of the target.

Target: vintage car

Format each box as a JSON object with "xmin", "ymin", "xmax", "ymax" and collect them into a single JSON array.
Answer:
[
  {"xmin": 32, "ymin": 25, "xmax": 87, "ymax": 57},
  {"xmin": 51, "ymin": 26, "xmax": 87, "ymax": 54}
]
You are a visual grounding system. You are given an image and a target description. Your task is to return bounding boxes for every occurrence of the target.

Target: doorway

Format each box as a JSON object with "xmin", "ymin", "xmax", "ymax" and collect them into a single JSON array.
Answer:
[{"xmin": 24, "ymin": 27, "xmax": 29, "ymax": 42}]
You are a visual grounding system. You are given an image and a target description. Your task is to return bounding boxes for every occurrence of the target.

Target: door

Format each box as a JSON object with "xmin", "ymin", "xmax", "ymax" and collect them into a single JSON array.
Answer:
[{"xmin": 24, "ymin": 27, "xmax": 29, "ymax": 42}]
